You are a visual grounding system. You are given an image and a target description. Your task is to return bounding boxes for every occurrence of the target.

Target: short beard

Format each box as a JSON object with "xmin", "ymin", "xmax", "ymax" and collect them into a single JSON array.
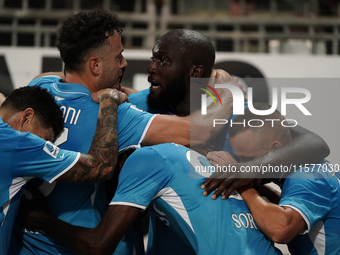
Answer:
[{"xmin": 147, "ymin": 73, "xmax": 186, "ymax": 110}]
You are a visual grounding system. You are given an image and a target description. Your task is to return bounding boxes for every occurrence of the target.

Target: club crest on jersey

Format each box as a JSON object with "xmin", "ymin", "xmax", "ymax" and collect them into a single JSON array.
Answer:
[{"xmin": 43, "ymin": 141, "xmax": 59, "ymax": 158}]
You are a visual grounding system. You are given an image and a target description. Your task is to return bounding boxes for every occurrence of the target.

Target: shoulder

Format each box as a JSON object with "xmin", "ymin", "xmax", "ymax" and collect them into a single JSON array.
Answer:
[
  {"xmin": 28, "ymin": 75, "xmax": 62, "ymax": 87},
  {"xmin": 129, "ymin": 88, "xmax": 150, "ymax": 98},
  {"xmin": 125, "ymin": 144, "xmax": 188, "ymax": 171},
  {"xmin": 280, "ymin": 162, "xmax": 335, "ymax": 202},
  {"xmin": 118, "ymin": 103, "xmax": 154, "ymax": 120},
  {"xmin": 0, "ymin": 121, "xmax": 26, "ymax": 145}
]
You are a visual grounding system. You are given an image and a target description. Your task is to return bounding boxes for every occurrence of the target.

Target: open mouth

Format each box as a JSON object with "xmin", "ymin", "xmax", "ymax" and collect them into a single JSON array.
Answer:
[
  {"xmin": 150, "ymin": 82, "xmax": 160, "ymax": 89},
  {"xmin": 119, "ymin": 67, "xmax": 125, "ymax": 84},
  {"xmin": 148, "ymin": 77, "xmax": 161, "ymax": 90}
]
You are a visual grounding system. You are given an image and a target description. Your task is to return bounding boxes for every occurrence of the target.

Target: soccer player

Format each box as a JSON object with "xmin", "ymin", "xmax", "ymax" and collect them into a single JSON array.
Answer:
[
  {"xmin": 0, "ymin": 85, "xmax": 124, "ymax": 254},
  {"xmin": 127, "ymin": 29, "xmax": 221, "ymax": 115},
  {"xmin": 11, "ymin": 10, "xmax": 237, "ymax": 255},
  {"xmin": 223, "ymin": 103, "xmax": 340, "ymax": 255},
  {"xmin": 126, "ymin": 28, "xmax": 329, "ymax": 201},
  {"xmin": 126, "ymin": 28, "xmax": 330, "ymax": 254},
  {"xmin": 19, "ymin": 143, "xmax": 283, "ymax": 255}
]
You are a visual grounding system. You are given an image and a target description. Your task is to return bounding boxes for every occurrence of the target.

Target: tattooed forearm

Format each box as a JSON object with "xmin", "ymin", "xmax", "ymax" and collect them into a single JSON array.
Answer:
[{"xmin": 62, "ymin": 90, "xmax": 122, "ymax": 182}]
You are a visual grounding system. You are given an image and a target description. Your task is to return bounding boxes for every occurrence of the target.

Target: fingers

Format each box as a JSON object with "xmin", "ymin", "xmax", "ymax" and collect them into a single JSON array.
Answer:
[
  {"xmin": 201, "ymin": 178, "xmax": 222, "ymax": 197},
  {"xmin": 210, "ymin": 69, "xmax": 216, "ymax": 79},
  {"xmin": 201, "ymin": 171, "xmax": 223, "ymax": 189},
  {"xmin": 229, "ymin": 76, "xmax": 247, "ymax": 98},
  {"xmin": 202, "ymin": 178, "xmax": 241, "ymax": 200},
  {"xmin": 211, "ymin": 69, "xmax": 231, "ymax": 80},
  {"xmin": 201, "ymin": 176, "xmax": 236, "ymax": 200},
  {"xmin": 201, "ymin": 170, "xmax": 228, "ymax": 195},
  {"xmin": 209, "ymin": 69, "xmax": 232, "ymax": 89},
  {"xmin": 206, "ymin": 151, "xmax": 237, "ymax": 165},
  {"xmin": 0, "ymin": 93, "xmax": 6, "ymax": 106},
  {"xmin": 91, "ymin": 89, "xmax": 127, "ymax": 104},
  {"xmin": 221, "ymin": 181, "xmax": 239, "ymax": 200}
]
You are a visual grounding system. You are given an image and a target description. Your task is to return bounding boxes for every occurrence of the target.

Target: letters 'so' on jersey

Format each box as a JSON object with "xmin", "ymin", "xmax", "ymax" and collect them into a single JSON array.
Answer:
[
  {"xmin": 279, "ymin": 161, "xmax": 340, "ymax": 255},
  {"xmin": 111, "ymin": 143, "xmax": 282, "ymax": 255},
  {"xmin": 11, "ymin": 76, "xmax": 155, "ymax": 255},
  {"xmin": 0, "ymin": 118, "xmax": 79, "ymax": 255}
]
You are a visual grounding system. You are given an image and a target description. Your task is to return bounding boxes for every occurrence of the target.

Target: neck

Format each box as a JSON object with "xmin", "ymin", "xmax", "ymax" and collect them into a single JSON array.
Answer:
[
  {"xmin": 64, "ymin": 72, "xmax": 96, "ymax": 93},
  {"xmin": 0, "ymin": 108, "xmax": 21, "ymax": 129},
  {"xmin": 170, "ymin": 96, "xmax": 191, "ymax": 116}
]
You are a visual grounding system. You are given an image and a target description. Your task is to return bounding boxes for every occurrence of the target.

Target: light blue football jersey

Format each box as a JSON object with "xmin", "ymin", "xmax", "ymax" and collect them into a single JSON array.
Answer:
[
  {"xmin": 111, "ymin": 143, "xmax": 282, "ymax": 255},
  {"xmin": 0, "ymin": 118, "xmax": 79, "ymax": 255},
  {"xmin": 128, "ymin": 88, "xmax": 169, "ymax": 114},
  {"xmin": 11, "ymin": 76, "xmax": 156, "ymax": 255},
  {"xmin": 279, "ymin": 161, "xmax": 340, "ymax": 255},
  {"xmin": 128, "ymin": 89, "xmax": 248, "ymax": 254}
]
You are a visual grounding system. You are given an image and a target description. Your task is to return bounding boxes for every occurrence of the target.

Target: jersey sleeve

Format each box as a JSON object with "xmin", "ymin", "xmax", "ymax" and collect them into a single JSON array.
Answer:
[
  {"xmin": 128, "ymin": 89, "xmax": 169, "ymax": 114},
  {"xmin": 110, "ymin": 147, "xmax": 171, "ymax": 210},
  {"xmin": 117, "ymin": 103, "xmax": 157, "ymax": 151},
  {"xmin": 11, "ymin": 133, "xmax": 80, "ymax": 183},
  {"xmin": 279, "ymin": 172, "xmax": 332, "ymax": 233},
  {"xmin": 128, "ymin": 89, "xmax": 150, "ymax": 112}
]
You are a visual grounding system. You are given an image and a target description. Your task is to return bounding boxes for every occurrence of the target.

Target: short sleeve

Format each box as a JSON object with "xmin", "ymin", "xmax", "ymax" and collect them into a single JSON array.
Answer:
[
  {"xmin": 128, "ymin": 89, "xmax": 150, "ymax": 112},
  {"xmin": 117, "ymin": 103, "xmax": 157, "ymax": 150},
  {"xmin": 110, "ymin": 147, "xmax": 171, "ymax": 209},
  {"xmin": 279, "ymin": 174, "xmax": 332, "ymax": 232},
  {"xmin": 11, "ymin": 133, "xmax": 79, "ymax": 183}
]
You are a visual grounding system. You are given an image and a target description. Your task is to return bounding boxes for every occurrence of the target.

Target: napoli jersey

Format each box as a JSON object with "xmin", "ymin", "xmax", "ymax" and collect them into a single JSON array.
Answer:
[
  {"xmin": 11, "ymin": 76, "xmax": 155, "ymax": 255},
  {"xmin": 111, "ymin": 143, "xmax": 282, "ymax": 255},
  {"xmin": 279, "ymin": 161, "xmax": 340, "ymax": 255},
  {"xmin": 128, "ymin": 88, "xmax": 169, "ymax": 114},
  {"xmin": 0, "ymin": 118, "xmax": 79, "ymax": 255}
]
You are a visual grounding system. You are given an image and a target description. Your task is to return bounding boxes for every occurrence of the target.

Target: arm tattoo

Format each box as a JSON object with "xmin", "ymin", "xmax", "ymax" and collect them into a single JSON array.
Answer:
[{"xmin": 63, "ymin": 94, "xmax": 119, "ymax": 182}]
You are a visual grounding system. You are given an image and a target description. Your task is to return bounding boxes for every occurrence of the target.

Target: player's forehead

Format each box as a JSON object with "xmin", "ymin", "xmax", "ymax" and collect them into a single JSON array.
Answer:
[
  {"xmin": 230, "ymin": 130, "xmax": 259, "ymax": 153},
  {"xmin": 107, "ymin": 33, "xmax": 124, "ymax": 54},
  {"xmin": 230, "ymin": 129, "xmax": 254, "ymax": 144},
  {"xmin": 152, "ymin": 38, "xmax": 178, "ymax": 57}
]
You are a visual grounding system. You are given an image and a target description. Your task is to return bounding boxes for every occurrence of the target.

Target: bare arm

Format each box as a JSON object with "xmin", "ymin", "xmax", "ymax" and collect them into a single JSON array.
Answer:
[
  {"xmin": 253, "ymin": 182, "xmax": 281, "ymax": 205},
  {"xmin": 57, "ymin": 89, "xmax": 126, "ymax": 182},
  {"xmin": 237, "ymin": 185, "xmax": 306, "ymax": 244},
  {"xmin": 202, "ymin": 125, "xmax": 330, "ymax": 199},
  {"xmin": 144, "ymin": 96, "xmax": 233, "ymax": 146},
  {"xmin": 24, "ymin": 204, "xmax": 141, "ymax": 255}
]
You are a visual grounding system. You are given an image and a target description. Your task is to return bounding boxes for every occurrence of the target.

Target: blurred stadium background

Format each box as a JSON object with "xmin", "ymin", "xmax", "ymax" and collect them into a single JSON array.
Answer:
[
  {"xmin": 0, "ymin": 0, "xmax": 339, "ymax": 52},
  {"xmin": 1, "ymin": 1, "xmax": 339, "ymax": 254}
]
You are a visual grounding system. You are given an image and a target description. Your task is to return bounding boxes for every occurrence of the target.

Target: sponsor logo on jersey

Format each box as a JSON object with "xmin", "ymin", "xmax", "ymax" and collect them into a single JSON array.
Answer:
[{"xmin": 43, "ymin": 141, "xmax": 59, "ymax": 158}]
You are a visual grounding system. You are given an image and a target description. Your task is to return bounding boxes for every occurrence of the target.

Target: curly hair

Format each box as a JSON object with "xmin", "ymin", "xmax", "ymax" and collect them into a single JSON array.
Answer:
[
  {"xmin": 2, "ymin": 86, "xmax": 64, "ymax": 140},
  {"xmin": 56, "ymin": 10, "xmax": 122, "ymax": 73}
]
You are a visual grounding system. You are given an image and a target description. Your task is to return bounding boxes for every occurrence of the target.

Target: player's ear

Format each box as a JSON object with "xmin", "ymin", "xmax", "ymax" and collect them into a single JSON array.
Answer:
[
  {"xmin": 19, "ymin": 108, "xmax": 35, "ymax": 129},
  {"xmin": 271, "ymin": 141, "xmax": 282, "ymax": 151},
  {"xmin": 89, "ymin": 56, "xmax": 100, "ymax": 76},
  {"xmin": 190, "ymin": 65, "xmax": 204, "ymax": 78}
]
